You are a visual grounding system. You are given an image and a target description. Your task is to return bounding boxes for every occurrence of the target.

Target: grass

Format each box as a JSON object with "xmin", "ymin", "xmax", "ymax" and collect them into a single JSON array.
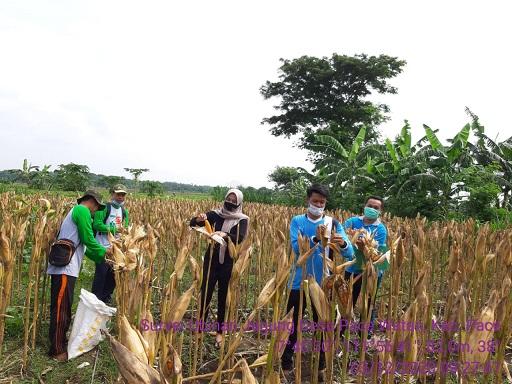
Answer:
[{"xmin": 0, "ymin": 259, "xmax": 119, "ymax": 384}]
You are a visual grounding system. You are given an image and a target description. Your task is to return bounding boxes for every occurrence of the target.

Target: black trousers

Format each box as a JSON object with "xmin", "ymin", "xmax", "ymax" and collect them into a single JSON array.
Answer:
[
  {"xmin": 281, "ymin": 289, "xmax": 326, "ymax": 370},
  {"xmin": 91, "ymin": 261, "xmax": 116, "ymax": 303},
  {"xmin": 340, "ymin": 270, "xmax": 382, "ymax": 336},
  {"xmin": 49, "ymin": 274, "xmax": 77, "ymax": 356},
  {"xmin": 199, "ymin": 254, "xmax": 233, "ymax": 333}
]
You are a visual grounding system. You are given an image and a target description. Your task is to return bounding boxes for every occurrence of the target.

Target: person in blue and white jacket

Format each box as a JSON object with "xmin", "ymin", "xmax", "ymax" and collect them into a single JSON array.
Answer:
[
  {"xmin": 281, "ymin": 184, "xmax": 354, "ymax": 378},
  {"xmin": 343, "ymin": 195, "xmax": 388, "ymax": 338}
]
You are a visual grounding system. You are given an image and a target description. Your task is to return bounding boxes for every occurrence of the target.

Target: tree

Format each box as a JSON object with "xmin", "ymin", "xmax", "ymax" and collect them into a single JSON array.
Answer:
[
  {"xmin": 99, "ymin": 175, "xmax": 125, "ymax": 191},
  {"xmin": 11, "ymin": 159, "xmax": 39, "ymax": 184},
  {"xmin": 124, "ymin": 168, "xmax": 149, "ymax": 186},
  {"xmin": 55, "ymin": 163, "xmax": 90, "ymax": 192},
  {"xmin": 140, "ymin": 181, "xmax": 165, "ymax": 197},
  {"xmin": 312, "ymin": 126, "xmax": 381, "ymax": 210},
  {"xmin": 466, "ymin": 109, "xmax": 512, "ymax": 209},
  {"xmin": 260, "ymin": 53, "xmax": 405, "ymax": 159},
  {"xmin": 28, "ymin": 165, "xmax": 54, "ymax": 190},
  {"xmin": 457, "ymin": 164, "xmax": 505, "ymax": 222},
  {"xmin": 268, "ymin": 166, "xmax": 305, "ymax": 190}
]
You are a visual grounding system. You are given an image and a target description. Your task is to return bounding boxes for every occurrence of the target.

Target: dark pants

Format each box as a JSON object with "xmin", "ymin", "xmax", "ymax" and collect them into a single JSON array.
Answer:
[
  {"xmin": 340, "ymin": 271, "xmax": 383, "ymax": 337},
  {"xmin": 199, "ymin": 254, "xmax": 233, "ymax": 333},
  {"xmin": 49, "ymin": 274, "xmax": 76, "ymax": 356},
  {"xmin": 92, "ymin": 261, "xmax": 116, "ymax": 303},
  {"xmin": 281, "ymin": 289, "xmax": 326, "ymax": 371}
]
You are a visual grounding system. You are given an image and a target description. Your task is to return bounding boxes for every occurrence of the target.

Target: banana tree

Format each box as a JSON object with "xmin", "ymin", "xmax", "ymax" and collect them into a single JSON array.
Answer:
[
  {"xmin": 373, "ymin": 121, "xmax": 474, "ymax": 218},
  {"xmin": 312, "ymin": 126, "xmax": 379, "ymax": 196},
  {"xmin": 13, "ymin": 159, "xmax": 40, "ymax": 184},
  {"xmin": 467, "ymin": 124, "xmax": 512, "ymax": 209}
]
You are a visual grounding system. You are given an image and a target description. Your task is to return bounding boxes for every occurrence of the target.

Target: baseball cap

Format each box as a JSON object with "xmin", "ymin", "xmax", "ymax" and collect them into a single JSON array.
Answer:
[
  {"xmin": 112, "ymin": 184, "xmax": 128, "ymax": 194},
  {"xmin": 77, "ymin": 190, "xmax": 106, "ymax": 210}
]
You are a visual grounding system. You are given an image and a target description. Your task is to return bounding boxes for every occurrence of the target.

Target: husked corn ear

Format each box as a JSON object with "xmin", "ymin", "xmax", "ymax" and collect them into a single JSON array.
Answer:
[{"xmin": 204, "ymin": 220, "xmax": 213, "ymax": 234}]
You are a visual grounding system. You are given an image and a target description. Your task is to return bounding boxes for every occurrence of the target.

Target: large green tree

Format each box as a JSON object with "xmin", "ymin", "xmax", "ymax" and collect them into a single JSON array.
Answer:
[
  {"xmin": 268, "ymin": 166, "xmax": 308, "ymax": 190},
  {"xmin": 55, "ymin": 163, "xmax": 90, "ymax": 192},
  {"xmin": 260, "ymin": 53, "xmax": 405, "ymax": 159}
]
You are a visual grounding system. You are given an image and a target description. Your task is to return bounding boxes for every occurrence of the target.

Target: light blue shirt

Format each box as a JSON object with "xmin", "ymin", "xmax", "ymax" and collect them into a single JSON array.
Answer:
[
  {"xmin": 288, "ymin": 214, "xmax": 354, "ymax": 290},
  {"xmin": 344, "ymin": 216, "xmax": 388, "ymax": 275}
]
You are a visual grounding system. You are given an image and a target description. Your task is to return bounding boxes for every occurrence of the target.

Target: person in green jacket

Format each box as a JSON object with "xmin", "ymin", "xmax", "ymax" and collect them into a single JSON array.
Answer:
[
  {"xmin": 47, "ymin": 190, "xmax": 113, "ymax": 361},
  {"xmin": 91, "ymin": 184, "xmax": 129, "ymax": 303}
]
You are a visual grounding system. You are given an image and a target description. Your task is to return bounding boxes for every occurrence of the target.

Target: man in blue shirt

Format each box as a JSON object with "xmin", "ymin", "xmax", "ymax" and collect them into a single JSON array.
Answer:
[
  {"xmin": 281, "ymin": 184, "xmax": 354, "ymax": 379},
  {"xmin": 342, "ymin": 195, "xmax": 388, "ymax": 339}
]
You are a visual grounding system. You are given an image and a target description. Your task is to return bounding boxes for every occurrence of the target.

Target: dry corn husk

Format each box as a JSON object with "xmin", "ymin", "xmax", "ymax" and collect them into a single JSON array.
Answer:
[
  {"xmin": 255, "ymin": 277, "xmax": 276, "ymax": 309},
  {"xmin": 296, "ymin": 247, "xmax": 316, "ymax": 267},
  {"xmin": 119, "ymin": 315, "xmax": 148, "ymax": 364},
  {"xmin": 365, "ymin": 260, "xmax": 378, "ymax": 299},
  {"xmin": 251, "ymin": 354, "xmax": 268, "ymax": 366},
  {"xmin": 264, "ymin": 371, "xmax": 280, "ymax": 384},
  {"xmin": 334, "ymin": 275, "xmax": 352, "ymax": 318},
  {"xmin": 168, "ymin": 286, "xmax": 194, "ymax": 323},
  {"xmin": 126, "ymin": 225, "xmax": 147, "ymax": 249},
  {"xmin": 105, "ymin": 332, "xmax": 160, "ymax": 384},
  {"xmin": 161, "ymin": 343, "xmax": 183, "ymax": 384},
  {"xmin": 141, "ymin": 310, "xmax": 156, "ymax": 365},
  {"xmin": 111, "ymin": 244, "xmax": 126, "ymax": 269},
  {"xmin": 188, "ymin": 256, "xmax": 201, "ymax": 290},
  {"xmin": 174, "ymin": 246, "xmax": 189, "ymax": 280},
  {"xmin": 395, "ymin": 231, "xmax": 406, "ymax": 269},
  {"xmin": 462, "ymin": 290, "xmax": 500, "ymax": 365},
  {"xmin": 275, "ymin": 246, "xmax": 291, "ymax": 288},
  {"xmin": 0, "ymin": 230, "xmax": 13, "ymax": 348},
  {"xmin": 273, "ymin": 308, "xmax": 294, "ymax": 358},
  {"xmin": 307, "ymin": 277, "xmax": 330, "ymax": 322},
  {"xmin": 238, "ymin": 358, "xmax": 258, "ymax": 384},
  {"xmin": 231, "ymin": 243, "xmax": 252, "ymax": 281}
]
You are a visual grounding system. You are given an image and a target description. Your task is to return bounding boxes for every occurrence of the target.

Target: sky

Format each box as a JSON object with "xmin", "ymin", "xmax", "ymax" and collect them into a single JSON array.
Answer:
[{"xmin": 1, "ymin": 0, "xmax": 511, "ymax": 188}]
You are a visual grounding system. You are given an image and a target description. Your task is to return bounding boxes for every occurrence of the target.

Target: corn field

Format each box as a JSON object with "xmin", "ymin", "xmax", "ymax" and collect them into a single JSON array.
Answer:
[{"xmin": 0, "ymin": 191, "xmax": 511, "ymax": 383}]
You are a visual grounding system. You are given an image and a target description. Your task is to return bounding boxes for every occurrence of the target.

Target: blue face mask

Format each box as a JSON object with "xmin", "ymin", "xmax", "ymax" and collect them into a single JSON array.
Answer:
[{"xmin": 364, "ymin": 206, "xmax": 380, "ymax": 220}]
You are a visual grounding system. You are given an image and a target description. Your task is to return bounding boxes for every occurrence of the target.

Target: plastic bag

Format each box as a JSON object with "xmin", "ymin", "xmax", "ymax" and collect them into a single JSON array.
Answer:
[{"xmin": 67, "ymin": 289, "xmax": 117, "ymax": 359}]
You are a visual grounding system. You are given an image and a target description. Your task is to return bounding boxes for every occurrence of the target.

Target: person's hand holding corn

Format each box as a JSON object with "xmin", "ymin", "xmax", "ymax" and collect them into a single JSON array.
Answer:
[
  {"xmin": 196, "ymin": 213, "xmax": 207, "ymax": 223},
  {"xmin": 330, "ymin": 233, "xmax": 346, "ymax": 247}
]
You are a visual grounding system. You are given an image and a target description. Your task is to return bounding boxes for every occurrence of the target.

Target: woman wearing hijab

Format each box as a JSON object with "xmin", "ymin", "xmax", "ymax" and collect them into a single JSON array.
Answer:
[{"xmin": 190, "ymin": 188, "xmax": 249, "ymax": 346}]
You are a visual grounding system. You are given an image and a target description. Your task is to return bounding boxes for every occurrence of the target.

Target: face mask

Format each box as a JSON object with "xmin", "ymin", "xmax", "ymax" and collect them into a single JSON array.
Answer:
[
  {"xmin": 224, "ymin": 201, "xmax": 239, "ymax": 212},
  {"xmin": 112, "ymin": 200, "xmax": 125, "ymax": 207},
  {"xmin": 308, "ymin": 203, "xmax": 324, "ymax": 217},
  {"xmin": 364, "ymin": 206, "xmax": 380, "ymax": 220}
]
